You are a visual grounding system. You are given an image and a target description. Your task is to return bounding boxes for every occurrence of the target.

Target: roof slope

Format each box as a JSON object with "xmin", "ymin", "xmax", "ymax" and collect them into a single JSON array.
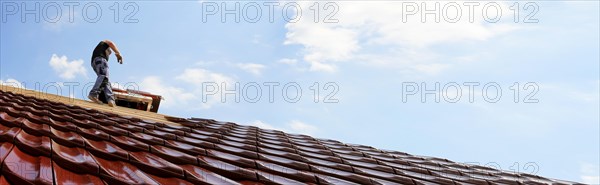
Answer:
[{"xmin": 0, "ymin": 86, "xmax": 583, "ymax": 185}]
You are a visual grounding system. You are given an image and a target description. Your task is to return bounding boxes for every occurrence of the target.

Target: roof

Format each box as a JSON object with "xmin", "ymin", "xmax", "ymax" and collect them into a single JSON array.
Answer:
[
  {"xmin": 0, "ymin": 85, "xmax": 583, "ymax": 185},
  {"xmin": 112, "ymin": 87, "xmax": 163, "ymax": 112}
]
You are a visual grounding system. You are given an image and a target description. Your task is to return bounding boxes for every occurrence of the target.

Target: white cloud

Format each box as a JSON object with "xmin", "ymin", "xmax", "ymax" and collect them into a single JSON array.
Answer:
[
  {"xmin": 285, "ymin": 21, "xmax": 358, "ymax": 72},
  {"xmin": 288, "ymin": 120, "xmax": 318, "ymax": 135},
  {"xmin": 580, "ymin": 163, "xmax": 600, "ymax": 184},
  {"xmin": 236, "ymin": 63, "xmax": 266, "ymax": 76},
  {"xmin": 176, "ymin": 68, "xmax": 233, "ymax": 85},
  {"xmin": 137, "ymin": 68, "xmax": 237, "ymax": 110},
  {"xmin": 284, "ymin": 1, "xmax": 518, "ymax": 73},
  {"xmin": 247, "ymin": 120, "xmax": 287, "ymax": 132},
  {"xmin": 246, "ymin": 120, "xmax": 319, "ymax": 135},
  {"xmin": 140, "ymin": 76, "xmax": 195, "ymax": 108},
  {"xmin": 582, "ymin": 176, "xmax": 600, "ymax": 185},
  {"xmin": 49, "ymin": 54, "xmax": 87, "ymax": 80},
  {"xmin": 176, "ymin": 68, "xmax": 235, "ymax": 109},
  {"xmin": 278, "ymin": 58, "xmax": 298, "ymax": 65},
  {"xmin": 0, "ymin": 78, "xmax": 24, "ymax": 89}
]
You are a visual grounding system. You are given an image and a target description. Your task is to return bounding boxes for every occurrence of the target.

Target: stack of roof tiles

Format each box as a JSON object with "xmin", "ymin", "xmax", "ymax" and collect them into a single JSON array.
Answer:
[{"xmin": 0, "ymin": 89, "xmax": 582, "ymax": 185}]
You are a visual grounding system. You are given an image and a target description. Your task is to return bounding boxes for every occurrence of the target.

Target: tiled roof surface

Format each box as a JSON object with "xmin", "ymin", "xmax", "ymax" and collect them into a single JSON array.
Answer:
[{"xmin": 0, "ymin": 88, "xmax": 582, "ymax": 185}]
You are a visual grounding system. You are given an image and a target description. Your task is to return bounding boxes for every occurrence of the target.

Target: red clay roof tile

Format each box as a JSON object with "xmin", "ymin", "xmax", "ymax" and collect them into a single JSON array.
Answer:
[{"xmin": 0, "ymin": 89, "xmax": 583, "ymax": 185}]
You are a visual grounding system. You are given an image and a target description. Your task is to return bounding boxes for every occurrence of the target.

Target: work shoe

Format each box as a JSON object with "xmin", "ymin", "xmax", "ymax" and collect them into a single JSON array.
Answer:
[
  {"xmin": 108, "ymin": 100, "xmax": 116, "ymax": 107},
  {"xmin": 88, "ymin": 94, "xmax": 101, "ymax": 104}
]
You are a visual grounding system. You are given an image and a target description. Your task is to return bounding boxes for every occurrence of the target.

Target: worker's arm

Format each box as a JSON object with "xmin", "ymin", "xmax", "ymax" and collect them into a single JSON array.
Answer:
[{"xmin": 103, "ymin": 40, "xmax": 123, "ymax": 64}]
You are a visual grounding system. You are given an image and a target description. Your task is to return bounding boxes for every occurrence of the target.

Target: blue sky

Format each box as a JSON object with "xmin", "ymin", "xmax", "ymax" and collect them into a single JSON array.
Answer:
[{"xmin": 1, "ymin": 1, "xmax": 598, "ymax": 183}]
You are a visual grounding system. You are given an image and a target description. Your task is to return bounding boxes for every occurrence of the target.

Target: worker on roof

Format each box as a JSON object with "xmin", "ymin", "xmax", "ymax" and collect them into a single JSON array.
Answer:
[{"xmin": 88, "ymin": 40, "xmax": 123, "ymax": 107}]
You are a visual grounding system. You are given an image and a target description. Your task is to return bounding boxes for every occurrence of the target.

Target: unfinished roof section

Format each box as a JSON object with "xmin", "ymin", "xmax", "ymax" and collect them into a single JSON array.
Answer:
[
  {"xmin": 0, "ymin": 85, "xmax": 583, "ymax": 184},
  {"xmin": 111, "ymin": 87, "xmax": 163, "ymax": 112},
  {"xmin": 1, "ymin": 85, "xmax": 177, "ymax": 126}
]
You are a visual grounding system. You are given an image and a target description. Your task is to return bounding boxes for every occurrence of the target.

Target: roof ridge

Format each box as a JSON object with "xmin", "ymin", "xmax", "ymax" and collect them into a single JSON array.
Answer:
[{"xmin": 0, "ymin": 84, "xmax": 180, "ymax": 126}]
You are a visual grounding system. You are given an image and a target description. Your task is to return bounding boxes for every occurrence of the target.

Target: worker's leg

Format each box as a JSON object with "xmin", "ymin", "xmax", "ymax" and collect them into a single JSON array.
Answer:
[
  {"xmin": 89, "ymin": 57, "xmax": 109, "ymax": 100},
  {"xmin": 100, "ymin": 66, "xmax": 114, "ymax": 102}
]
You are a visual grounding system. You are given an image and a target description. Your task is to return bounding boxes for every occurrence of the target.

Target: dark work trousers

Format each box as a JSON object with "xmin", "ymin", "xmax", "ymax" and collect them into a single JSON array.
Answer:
[{"xmin": 89, "ymin": 57, "xmax": 114, "ymax": 101}]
